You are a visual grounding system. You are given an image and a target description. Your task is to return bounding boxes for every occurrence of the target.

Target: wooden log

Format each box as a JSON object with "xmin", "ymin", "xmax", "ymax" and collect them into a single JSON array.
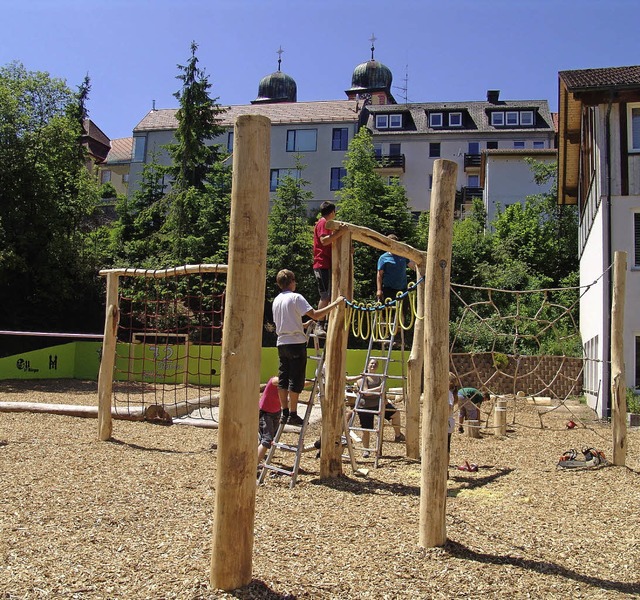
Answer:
[
  {"xmin": 210, "ymin": 114, "xmax": 270, "ymax": 591},
  {"xmin": 163, "ymin": 393, "xmax": 220, "ymax": 418},
  {"xmin": 466, "ymin": 419, "xmax": 480, "ymax": 439},
  {"xmin": 321, "ymin": 232, "xmax": 353, "ymax": 478},
  {"xmin": 97, "ymin": 272, "xmax": 119, "ymax": 441},
  {"xmin": 611, "ymin": 251, "xmax": 627, "ymax": 466},
  {"xmin": 325, "ymin": 220, "xmax": 425, "ymax": 269},
  {"xmin": 99, "ymin": 264, "xmax": 228, "ymax": 278},
  {"xmin": 494, "ymin": 398, "xmax": 507, "ymax": 437},
  {"xmin": 419, "ymin": 159, "xmax": 457, "ymax": 548},
  {"xmin": 406, "ymin": 263, "xmax": 424, "ymax": 459}
]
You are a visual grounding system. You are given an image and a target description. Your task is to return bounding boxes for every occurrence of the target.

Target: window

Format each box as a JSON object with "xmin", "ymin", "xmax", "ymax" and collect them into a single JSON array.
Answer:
[
  {"xmin": 227, "ymin": 132, "xmax": 234, "ymax": 152},
  {"xmin": 430, "ymin": 112, "xmax": 443, "ymax": 127},
  {"xmin": 122, "ymin": 173, "xmax": 129, "ymax": 183},
  {"xmin": 330, "ymin": 167, "xmax": 347, "ymax": 191},
  {"xmin": 486, "ymin": 141, "xmax": 498, "ymax": 149},
  {"xmin": 429, "ymin": 142, "xmax": 441, "ymax": 158},
  {"xmin": 628, "ymin": 103, "xmax": 640, "ymax": 152},
  {"xmin": 468, "ymin": 142, "xmax": 480, "ymax": 155},
  {"xmin": 389, "ymin": 114, "xmax": 402, "ymax": 128},
  {"xmin": 269, "ymin": 168, "xmax": 300, "ymax": 192},
  {"xmin": 533, "ymin": 141, "xmax": 545, "ymax": 149},
  {"xmin": 506, "ymin": 111, "xmax": 519, "ymax": 126},
  {"xmin": 332, "ymin": 128, "xmax": 348, "ymax": 151},
  {"xmin": 100, "ymin": 169, "xmax": 111, "ymax": 184},
  {"xmin": 467, "ymin": 175, "xmax": 480, "ymax": 187},
  {"xmin": 375, "ymin": 114, "xmax": 389, "ymax": 129},
  {"xmin": 635, "ymin": 213, "xmax": 640, "ymax": 267},
  {"xmin": 373, "ymin": 144, "xmax": 383, "ymax": 159},
  {"xmin": 490, "ymin": 112, "xmax": 504, "ymax": 126},
  {"xmin": 514, "ymin": 141, "xmax": 525, "ymax": 149},
  {"xmin": 429, "ymin": 174, "xmax": 433, "ymax": 190},
  {"xmin": 132, "ymin": 136, "xmax": 146, "ymax": 162},
  {"xmin": 286, "ymin": 129, "xmax": 317, "ymax": 152},
  {"xmin": 637, "ymin": 336, "xmax": 640, "ymax": 388},
  {"xmin": 449, "ymin": 112, "xmax": 463, "ymax": 127},
  {"xmin": 389, "ymin": 143, "xmax": 401, "ymax": 156},
  {"xmin": 520, "ymin": 111, "xmax": 534, "ymax": 126}
]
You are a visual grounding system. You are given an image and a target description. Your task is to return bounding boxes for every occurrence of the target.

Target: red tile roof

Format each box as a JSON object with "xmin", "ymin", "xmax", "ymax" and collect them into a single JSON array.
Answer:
[{"xmin": 559, "ymin": 65, "xmax": 640, "ymax": 91}]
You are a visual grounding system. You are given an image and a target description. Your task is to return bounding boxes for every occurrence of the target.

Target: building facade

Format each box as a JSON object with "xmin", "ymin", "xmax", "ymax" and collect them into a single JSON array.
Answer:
[{"xmin": 558, "ymin": 65, "xmax": 640, "ymax": 417}]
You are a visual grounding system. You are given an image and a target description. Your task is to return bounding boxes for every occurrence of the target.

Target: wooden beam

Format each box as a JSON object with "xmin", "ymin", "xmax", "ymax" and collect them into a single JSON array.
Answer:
[
  {"xmin": 97, "ymin": 272, "xmax": 119, "ymax": 441},
  {"xmin": 326, "ymin": 220, "xmax": 425, "ymax": 269},
  {"xmin": 211, "ymin": 114, "xmax": 270, "ymax": 591},
  {"xmin": 611, "ymin": 251, "xmax": 627, "ymax": 466},
  {"xmin": 321, "ymin": 232, "xmax": 353, "ymax": 478},
  {"xmin": 406, "ymin": 263, "xmax": 424, "ymax": 460},
  {"xmin": 419, "ymin": 159, "xmax": 457, "ymax": 549}
]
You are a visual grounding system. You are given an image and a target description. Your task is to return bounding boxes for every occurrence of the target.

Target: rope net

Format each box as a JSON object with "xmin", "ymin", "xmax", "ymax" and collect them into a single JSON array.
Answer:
[
  {"xmin": 449, "ymin": 278, "xmax": 602, "ymax": 433},
  {"xmin": 111, "ymin": 266, "xmax": 226, "ymax": 422}
]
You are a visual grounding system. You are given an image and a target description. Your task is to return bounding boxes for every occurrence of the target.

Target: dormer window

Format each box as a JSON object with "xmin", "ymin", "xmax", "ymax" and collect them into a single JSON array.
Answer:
[
  {"xmin": 520, "ymin": 111, "xmax": 534, "ymax": 126},
  {"xmin": 491, "ymin": 112, "xmax": 504, "ymax": 126},
  {"xmin": 506, "ymin": 111, "xmax": 519, "ymax": 126},
  {"xmin": 449, "ymin": 112, "xmax": 462, "ymax": 127},
  {"xmin": 376, "ymin": 114, "xmax": 389, "ymax": 129},
  {"xmin": 389, "ymin": 114, "xmax": 402, "ymax": 128},
  {"xmin": 429, "ymin": 112, "xmax": 443, "ymax": 127}
]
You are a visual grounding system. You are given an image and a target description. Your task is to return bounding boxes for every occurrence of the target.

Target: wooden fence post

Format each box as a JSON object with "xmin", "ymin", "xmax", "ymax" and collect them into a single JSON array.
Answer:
[
  {"xmin": 210, "ymin": 115, "xmax": 270, "ymax": 591},
  {"xmin": 321, "ymin": 233, "xmax": 352, "ymax": 478},
  {"xmin": 611, "ymin": 250, "xmax": 627, "ymax": 466},
  {"xmin": 97, "ymin": 272, "xmax": 119, "ymax": 441},
  {"xmin": 419, "ymin": 159, "xmax": 457, "ymax": 548},
  {"xmin": 493, "ymin": 398, "xmax": 507, "ymax": 437}
]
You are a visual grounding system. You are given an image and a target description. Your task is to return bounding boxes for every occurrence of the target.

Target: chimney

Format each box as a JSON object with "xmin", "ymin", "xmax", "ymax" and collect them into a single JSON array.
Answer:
[{"xmin": 487, "ymin": 90, "xmax": 500, "ymax": 103}]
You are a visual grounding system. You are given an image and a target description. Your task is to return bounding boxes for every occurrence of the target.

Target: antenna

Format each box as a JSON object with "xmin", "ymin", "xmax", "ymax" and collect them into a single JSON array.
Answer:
[{"xmin": 393, "ymin": 64, "xmax": 410, "ymax": 104}]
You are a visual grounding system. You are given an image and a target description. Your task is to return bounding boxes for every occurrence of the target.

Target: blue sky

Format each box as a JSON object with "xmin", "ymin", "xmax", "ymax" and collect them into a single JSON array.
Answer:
[{"xmin": 2, "ymin": 0, "xmax": 639, "ymax": 140}]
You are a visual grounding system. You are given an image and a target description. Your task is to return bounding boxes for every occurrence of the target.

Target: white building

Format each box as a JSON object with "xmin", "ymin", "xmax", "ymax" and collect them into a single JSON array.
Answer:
[{"xmin": 558, "ymin": 64, "xmax": 640, "ymax": 417}]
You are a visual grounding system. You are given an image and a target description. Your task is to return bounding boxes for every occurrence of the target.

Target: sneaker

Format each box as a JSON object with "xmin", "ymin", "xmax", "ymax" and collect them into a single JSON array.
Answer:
[
  {"xmin": 314, "ymin": 323, "xmax": 326, "ymax": 338},
  {"xmin": 313, "ymin": 439, "xmax": 322, "ymax": 450},
  {"xmin": 287, "ymin": 413, "xmax": 304, "ymax": 427},
  {"xmin": 458, "ymin": 426, "xmax": 464, "ymax": 434},
  {"xmin": 362, "ymin": 451, "xmax": 370, "ymax": 458},
  {"xmin": 394, "ymin": 433, "xmax": 406, "ymax": 443}
]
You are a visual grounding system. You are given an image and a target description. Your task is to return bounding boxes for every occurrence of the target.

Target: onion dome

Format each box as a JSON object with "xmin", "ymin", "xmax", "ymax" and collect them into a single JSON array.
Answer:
[
  {"xmin": 348, "ymin": 36, "xmax": 393, "ymax": 94},
  {"xmin": 252, "ymin": 46, "xmax": 297, "ymax": 104}
]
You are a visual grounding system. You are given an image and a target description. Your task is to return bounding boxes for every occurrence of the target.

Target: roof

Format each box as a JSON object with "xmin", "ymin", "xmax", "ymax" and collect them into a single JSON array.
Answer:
[
  {"xmin": 364, "ymin": 100, "xmax": 554, "ymax": 135},
  {"xmin": 134, "ymin": 100, "xmax": 361, "ymax": 132},
  {"xmin": 483, "ymin": 148, "xmax": 557, "ymax": 157},
  {"xmin": 83, "ymin": 119, "xmax": 110, "ymax": 146},
  {"xmin": 558, "ymin": 65, "xmax": 640, "ymax": 91},
  {"xmin": 104, "ymin": 137, "xmax": 133, "ymax": 164}
]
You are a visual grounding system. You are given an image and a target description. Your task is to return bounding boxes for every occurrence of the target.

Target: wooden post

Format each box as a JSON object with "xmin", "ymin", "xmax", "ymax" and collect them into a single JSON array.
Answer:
[
  {"xmin": 210, "ymin": 115, "xmax": 270, "ymax": 591},
  {"xmin": 321, "ymin": 232, "xmax": 353, "ymax": 478},
  {"xmin": 419, "ymin": 159, "xmax": 457, "ymax": 548},
  {"xmin": 611, "ymin": 250, "xmax": 627, "ymax": 466},
  {"xmin": 406, "ymin": 263, "xmax": 424, "ymax": 459},
  {"xmin": 494, "ymin": 398, "xmax": 507, "ymax": 437},
  {"xmin": 97, "ymin": 272, "xmax": 119, "ymax": 441},
  {"xmin": 467, "ymin": 419, "xmax": 480, "ymax": 439}
]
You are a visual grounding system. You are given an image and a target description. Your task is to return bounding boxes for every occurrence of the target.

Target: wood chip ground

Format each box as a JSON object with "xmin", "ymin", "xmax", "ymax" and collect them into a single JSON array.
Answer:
[{"xmin": 0, "ymin": 380, "xmax": 639, "ymax": 599}]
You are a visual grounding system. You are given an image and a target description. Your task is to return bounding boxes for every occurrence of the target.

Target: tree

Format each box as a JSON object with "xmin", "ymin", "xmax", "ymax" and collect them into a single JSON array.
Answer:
[
  {"xmin": 336, "ymin": 128, "xmax": 416, "ymax": 299},
  {"xmin": 0, "ymin": 62, "xmax": 103, "ymax": 334},
  {"xmin": 266, "ymin": 156, "xmax": 314, "ymax": 303}
]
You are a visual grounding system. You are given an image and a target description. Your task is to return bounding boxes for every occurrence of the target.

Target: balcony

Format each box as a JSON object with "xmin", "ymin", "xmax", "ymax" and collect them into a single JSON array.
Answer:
[
  {"xmin": 374, "ymin": 154, "xmax": 405, "ymax": 175},
  {"xmin": 464, "ymin": 153, "xmax": 482, "ymax": 171},
  {"xmin": 461, "ymin": 186, "xmax": 484, "ymax": 203}
]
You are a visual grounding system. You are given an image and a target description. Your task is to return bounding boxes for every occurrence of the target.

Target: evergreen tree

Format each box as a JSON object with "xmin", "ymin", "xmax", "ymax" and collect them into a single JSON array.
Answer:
[{"xmin": 336, "ymin": 128, "xmax": 416, "ymax": 300}]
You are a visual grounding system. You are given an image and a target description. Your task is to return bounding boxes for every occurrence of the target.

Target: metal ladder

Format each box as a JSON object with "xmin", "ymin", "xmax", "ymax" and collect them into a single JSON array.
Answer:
[
  {"xmin": 258, "ymin": 325, "xmax": 355, "ymax": 487},
  {"xmin": 346, "ymin": 310, "xmax": 406, "ymax": 468}
]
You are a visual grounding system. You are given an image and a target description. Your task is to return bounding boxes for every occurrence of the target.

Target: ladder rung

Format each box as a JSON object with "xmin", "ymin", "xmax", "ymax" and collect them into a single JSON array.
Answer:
[{"xmin": 273, "ymin": 442, "xmax": 300, "ymax": 452}]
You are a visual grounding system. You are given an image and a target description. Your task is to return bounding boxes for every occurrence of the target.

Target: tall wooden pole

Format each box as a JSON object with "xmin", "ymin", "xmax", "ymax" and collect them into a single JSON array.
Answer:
[
  {"xmin": 406, "ymin": 264, "xmax": 424, "ymax": 459},
  {"xmin": 211, "ymin": 115, "xmax": 270, "ymax": 590},
  {"xmin": 97, "ymin": 272, "xmax": 119, "ymax": 441},
  {"xmin": 321, "ymin": 232, "xmax": 352, "ymax": 478},
  {"xmin": 419, "ymin": 159, "xmax": 457, "ymax": 548},
  {"xmin": 611, "ymin": 250, "xmax": 627, "ymax": 466}
]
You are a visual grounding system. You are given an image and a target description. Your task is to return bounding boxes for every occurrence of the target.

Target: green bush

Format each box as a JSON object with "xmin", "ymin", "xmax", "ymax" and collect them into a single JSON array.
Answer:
[{"xmin": 626, "ymin": 389, "xmax": 640, "ymax": 414}]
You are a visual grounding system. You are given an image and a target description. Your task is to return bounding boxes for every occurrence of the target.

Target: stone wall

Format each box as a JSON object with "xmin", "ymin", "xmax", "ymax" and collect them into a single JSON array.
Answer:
[{"xmin": 451, "ymin": 353, "xmax": 583, "ymax": 398}]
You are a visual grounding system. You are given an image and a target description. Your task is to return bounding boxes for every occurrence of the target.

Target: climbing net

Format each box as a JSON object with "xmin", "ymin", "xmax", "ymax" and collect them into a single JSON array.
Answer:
[
  {"xmin": 449, "ymin": 275, "xmax": 605, "ymax": 433},
  {"xmin": 107, "ymin": 265, "xmax": 226, "ymax": 422}
]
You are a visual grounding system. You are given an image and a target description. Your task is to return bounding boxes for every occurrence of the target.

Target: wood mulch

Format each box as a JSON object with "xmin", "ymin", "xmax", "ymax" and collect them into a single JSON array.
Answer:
[{"xmin": 0, "ymin": 379, "xmax": 639, "ymax": 599}]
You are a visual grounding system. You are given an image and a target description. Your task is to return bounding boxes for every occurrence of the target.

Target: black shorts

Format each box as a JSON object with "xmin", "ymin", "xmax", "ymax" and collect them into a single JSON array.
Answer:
[
  {"xmin": 358, "ymin": 403, "xmax": 396, "ymax": 430},
  {"xmin": 277, "ymin": 343, "xmax": 307, "ymax": 393},
  {"xmin": 314, "ymin": 268, "xmax": 331, "ymax": 301}
]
